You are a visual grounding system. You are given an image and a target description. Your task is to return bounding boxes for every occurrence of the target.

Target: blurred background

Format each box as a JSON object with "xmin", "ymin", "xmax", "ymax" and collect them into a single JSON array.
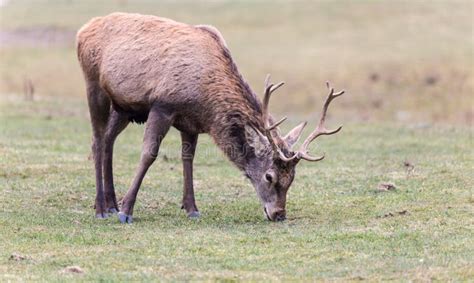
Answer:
[{"xmin": 0, "ymin": 0, "xmax": 472, "ymax": 125}]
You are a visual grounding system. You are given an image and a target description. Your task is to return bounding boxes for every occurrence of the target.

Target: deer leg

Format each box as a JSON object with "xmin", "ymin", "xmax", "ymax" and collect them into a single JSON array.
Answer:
[
  {"xmin": 86, "ymin": 82, "xmax": 111, "ymax": 219},
  {"xmin": 118, "ymin": 105, "xmax": 173, "ymax": 224},
  {"xmin": 103, "ymin": 109, "xmax": 129, "ymax": 214},
  {"xmin": 180, "ymin": 132, "xmax": 199, "ymax": 218}
]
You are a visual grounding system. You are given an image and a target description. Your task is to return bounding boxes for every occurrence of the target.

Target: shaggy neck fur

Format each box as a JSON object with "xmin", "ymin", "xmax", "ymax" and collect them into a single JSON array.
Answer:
[{"xmin": 206, "ymin": 76, "xmax": 267, "ymax": 172}]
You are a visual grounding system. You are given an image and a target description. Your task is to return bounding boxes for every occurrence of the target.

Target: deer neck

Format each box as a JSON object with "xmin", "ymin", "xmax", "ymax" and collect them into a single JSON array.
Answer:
[{"xmin": 208, "ymin": 90, "xmax": 265, "ymax": 172}]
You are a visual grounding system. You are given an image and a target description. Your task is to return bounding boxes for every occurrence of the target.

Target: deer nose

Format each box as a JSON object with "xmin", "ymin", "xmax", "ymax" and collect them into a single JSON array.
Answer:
[{"xmin": 272, "ymin": 209, "xmax": 286, "ymax": 222}]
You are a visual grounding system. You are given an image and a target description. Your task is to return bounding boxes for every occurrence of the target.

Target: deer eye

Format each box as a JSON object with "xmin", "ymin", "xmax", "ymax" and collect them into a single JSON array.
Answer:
[
  {"xmin": 264, "ymin": 170, "xmax": 277, "ymax": 184},
  {"xmin": 265, "ymin": 173, "xmax": 273, "ymax": 183}
]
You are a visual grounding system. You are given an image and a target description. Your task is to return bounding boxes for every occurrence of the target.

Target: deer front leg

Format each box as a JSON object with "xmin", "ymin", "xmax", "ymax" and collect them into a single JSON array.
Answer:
[
  {"xmin": 180, "ymin": 132, "xmax": 199, "ymax": 218},
  {"xmin": 103, "ymin": 109, "xmax": 129, "ymax": 214},
  {"xmin": 86, "ymin": 83, "xmax": 110, "ymax": 219},
  {"xmin": 118, "ymin": 105, "xmax": 173, "ymax": 224}
]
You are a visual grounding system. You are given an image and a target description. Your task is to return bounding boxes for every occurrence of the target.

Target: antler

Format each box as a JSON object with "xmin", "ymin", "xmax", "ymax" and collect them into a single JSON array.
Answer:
[
  {"xmin": 259, "ymin": 75, "xmax": 344, "ymax": 163},
  {"xmin": 262, "ymin": 74, "xmax": 298, "ymax": 162},
  {"xmin": 297, "ymin": 82, "xmax": 344, "ymax": 161}
]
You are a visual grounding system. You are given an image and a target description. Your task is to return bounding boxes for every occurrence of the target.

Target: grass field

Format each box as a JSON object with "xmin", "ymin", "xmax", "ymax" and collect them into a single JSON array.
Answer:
[
  {"xmin": 1, "ymin": 0, "xmax": 473, "ymax": 281},
  {"xmin": 0, "ymin": 0, "xmax": 473, "ymax": 124},
  {"xmin": 0, "ymin": 99, "xmax": 473, "ymax": 281}
]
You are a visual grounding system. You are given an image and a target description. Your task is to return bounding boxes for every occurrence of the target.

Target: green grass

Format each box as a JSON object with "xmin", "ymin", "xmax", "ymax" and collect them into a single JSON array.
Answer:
[
  {"xmin": 1, "ymin": 0, "xmax": 473, "ymax": 281},
  {"xmin": 0, "ymin": 99, "xmax": 472, "ymax": 281}
]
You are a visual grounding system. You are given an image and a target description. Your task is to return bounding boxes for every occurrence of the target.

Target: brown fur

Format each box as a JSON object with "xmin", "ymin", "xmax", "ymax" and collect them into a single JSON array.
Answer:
[{"xmin": 77, "ymin": 13, "xmax": 300, "ymax": 222}]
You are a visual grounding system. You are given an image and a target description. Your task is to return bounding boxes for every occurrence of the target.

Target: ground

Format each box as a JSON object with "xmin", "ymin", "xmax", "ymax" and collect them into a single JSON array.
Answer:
[
  {"xmin": 0, "ymin": 0, "xmax": 472, "ymax": 124},
  {"xmin": 0, "ymin": 99, "xmax": 472, "ymax": 281},
  {"xmin": 0, "ymin": 0, "xmax": 473, "ymax": 281}
]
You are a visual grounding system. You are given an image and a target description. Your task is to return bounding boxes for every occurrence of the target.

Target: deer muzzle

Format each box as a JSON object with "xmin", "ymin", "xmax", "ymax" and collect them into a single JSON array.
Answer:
[{"xmin": 264, "ymin": 205, "xmax": 286, "ymax": 222}]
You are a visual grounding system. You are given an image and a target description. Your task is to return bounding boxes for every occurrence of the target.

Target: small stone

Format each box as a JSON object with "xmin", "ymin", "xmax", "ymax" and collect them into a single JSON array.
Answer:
[
  {"xmin": 379, "ymin": 210, "xmax": 409, "ymax": 218},
  {"xmin": 62, "ymin": 266, "xmax": 84, "ymax": 274},
  {"xmin": 9, "ymin": 253, "xmax": 28, "ymax": 261},
  {"xmin": 398, "ymin": 210, "xmax": 408, "ymax": 215},
  {"xmin": 377, "ymin": 182, "xmax": 396, "ymax": 192}
]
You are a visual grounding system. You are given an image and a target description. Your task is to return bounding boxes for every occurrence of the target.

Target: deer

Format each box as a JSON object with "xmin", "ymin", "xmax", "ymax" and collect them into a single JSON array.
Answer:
[{"xmin": 76, "ymin": 13, "xmax": 344, "ymax": 223}]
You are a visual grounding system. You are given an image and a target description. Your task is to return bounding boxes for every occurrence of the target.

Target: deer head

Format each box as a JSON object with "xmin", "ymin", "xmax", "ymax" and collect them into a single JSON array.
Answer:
[{"xmin": 245, "ymin": 75, "xmax": 345, "ymax": 221}]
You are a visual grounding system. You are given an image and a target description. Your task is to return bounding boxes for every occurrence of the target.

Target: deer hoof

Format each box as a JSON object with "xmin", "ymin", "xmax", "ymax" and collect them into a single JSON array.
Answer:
[
  {"xmin": 107, "ymin": 207, "xmax": 118, "ymax": 214},
  {"xmin": 118, "ymin": 212, "xmax": 133, "ymax": 224},
  {"xmin": 187, "ymin": 211, "xmax": 201, "ymax": 219},
  {"xmin": 96, "ymin": 212, "xmax": 109, "ymax": 219}
]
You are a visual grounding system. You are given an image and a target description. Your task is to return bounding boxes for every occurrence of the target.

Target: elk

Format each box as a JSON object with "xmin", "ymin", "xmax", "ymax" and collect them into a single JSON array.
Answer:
[{"xmin": 76, "ymin": 13, "xmax": 344, "ymax": 223}]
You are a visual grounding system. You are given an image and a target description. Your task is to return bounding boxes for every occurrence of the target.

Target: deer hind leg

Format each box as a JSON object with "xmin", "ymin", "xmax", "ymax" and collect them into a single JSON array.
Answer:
[
  {"xmin": 86, "ymin": 82, "xmax": 111, "ymax": 219},
  {"xmin": 103, "ymin": 108, "xmax": 129, "ymax": 214},
  {"xmin": 180, "ymin": 132, "xmax": 199, "ymax": 218},
  {"xmin": 118, "ymin": 104, "xmax": 174, "ymax": 224}
]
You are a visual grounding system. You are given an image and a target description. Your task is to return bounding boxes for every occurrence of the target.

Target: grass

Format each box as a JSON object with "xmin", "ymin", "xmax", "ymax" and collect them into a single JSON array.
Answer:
[
  {"xmin": 0, "ymin": 0, "xmax": 473, "ymax": 124},
  {"xmin": 0, "ymin": 98, "xmax": 473, "ymax": 281},
  {"xmin": 0, "ymin": 0, "xmax": 473, "ymax": 281}
]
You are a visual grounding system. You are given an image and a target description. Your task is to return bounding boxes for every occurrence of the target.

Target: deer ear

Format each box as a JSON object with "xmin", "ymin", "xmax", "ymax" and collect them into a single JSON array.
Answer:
[
  {"xmin": 245, "ymin": 125, "xmax": 270, "ymax": 157},
  {"xmin": 283, "ymin": 121, "xmax": 307, "ymax": 148}
]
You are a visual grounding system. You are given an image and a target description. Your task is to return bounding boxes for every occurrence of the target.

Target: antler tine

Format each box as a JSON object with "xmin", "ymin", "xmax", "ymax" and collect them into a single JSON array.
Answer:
[
  {"xmin": 299, "ymin": 152, "xmax": 325, "ymax": 162},
  {"xmin": 264, "ymin": 73, "xmax": 272, "ymax": 90},
  {"xmin": 267, "ymin": 116, "xmax": 287, "ymax": 131},
  {"xmin": 261, "ymin": 75, "xmax": 298, "ymax": 161},
  {"xmin": 326, "ymin": 81, "xmax": 345, "ymax": 97},
  {"xmin": 297, "ymin": 81, "xmax": 344, "ymax": 162},
  {"xmin": 262, "ymin": 75, "xmax": 274, "ymax": 126},
  {"xmin": 277, "ymin": 149, "xmax": 299, "ymax": 162},
  {"xmin": 262, "ymin": 75, "xmax": 285, "ymax": 127}
]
